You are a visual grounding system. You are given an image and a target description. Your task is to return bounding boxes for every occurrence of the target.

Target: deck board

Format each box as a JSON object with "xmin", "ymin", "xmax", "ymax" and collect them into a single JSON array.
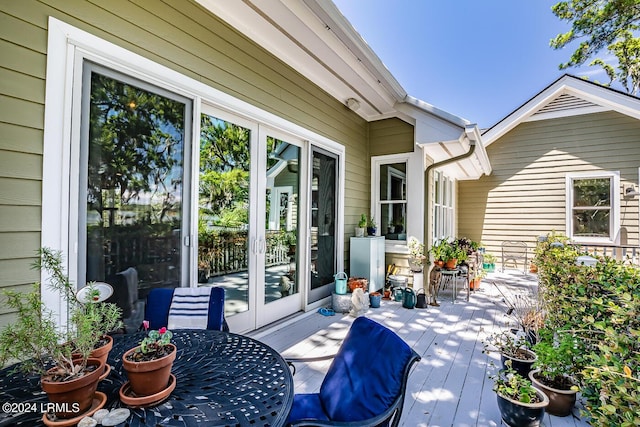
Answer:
[{"xmin": 251, "ymin": 272, "xmax": 590, "ymax": 427}]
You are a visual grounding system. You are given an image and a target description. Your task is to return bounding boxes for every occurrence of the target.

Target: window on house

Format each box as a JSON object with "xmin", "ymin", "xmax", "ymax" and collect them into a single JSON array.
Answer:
[
  {"xmin": 378, "ymin": 162, "xmax": 407, "ymax": 241},
  {"xmin": 567, "ymin": 172, "xmax": 620, "ymax": 243},
  {"xmin": 432, "ymin": 171, "xmax": 454, "ymax": 241}
]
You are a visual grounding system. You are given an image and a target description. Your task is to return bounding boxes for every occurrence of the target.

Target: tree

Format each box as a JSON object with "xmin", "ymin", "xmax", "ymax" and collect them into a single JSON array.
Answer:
[
  {"xmin": 591, "ymin": 31, "xmax": 640, "ymax": 95},
  {"xmin": 550, "ymin": 0, "xmax": 640, "ymax": 68}
]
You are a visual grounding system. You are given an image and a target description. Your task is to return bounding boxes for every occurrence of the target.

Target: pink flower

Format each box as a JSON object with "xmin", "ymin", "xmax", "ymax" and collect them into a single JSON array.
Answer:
[
  {"xmin": 142, "ymin": 320, "xmax": 149, "ymax": 331},
  {"xmin": 159, "ymin": 327, "xmax": 167, "ymax": 334}
]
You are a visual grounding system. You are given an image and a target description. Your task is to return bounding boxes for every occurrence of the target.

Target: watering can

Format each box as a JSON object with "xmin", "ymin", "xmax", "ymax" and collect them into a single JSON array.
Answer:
[
  {"xmin": 334, "ymin": 272, "xmax": 347, "ymax": 294},
  {"xmin": 403, "ymin": 287, "xmax": 416, "ymax": 309},
  {"xmin": 393, "ymin": 287, "xmax": 404, "ymax": 302}
]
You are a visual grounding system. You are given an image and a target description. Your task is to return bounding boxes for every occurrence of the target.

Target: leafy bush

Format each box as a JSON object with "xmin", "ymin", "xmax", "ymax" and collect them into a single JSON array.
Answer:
[{"xmin": 534, "ymin": 233, "xmax": 640, "ymax": 426}]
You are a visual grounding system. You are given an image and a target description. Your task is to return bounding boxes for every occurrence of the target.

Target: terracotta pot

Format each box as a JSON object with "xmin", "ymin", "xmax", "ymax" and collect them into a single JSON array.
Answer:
[
  {"xmin": 347, "ymin": 277, "xmax": 368, "ymax": 292},
  {"xmin": 89, "ymin": 335, "xmax": 113, "ymax": 366},
  {"xmin": 445, "ymin": 259, "xmax": 457, "ymax": 269},
  {"xmin": 496, "ymin": 387, "xmax": 549, "ymax": 427},
  {"xmin": 123, "ymin": 343, "xmax": 176, "ymax": 396},
  {"xmin": 40, "ymin": 358, "xmax": 104, "ymax": 419},
  {"xmin": 529, "ymin": 370, "xmax": 578, "ymax": 417},
  {"xmin": 434, "ymin": 260, "xmax": 444, "ymax": 268}
]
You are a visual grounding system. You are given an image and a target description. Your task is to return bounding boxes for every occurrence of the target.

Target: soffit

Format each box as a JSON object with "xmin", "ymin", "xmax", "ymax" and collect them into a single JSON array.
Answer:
[{"xmin": 196, "ymin": 0, "xmax": 403, "ymax": 121}]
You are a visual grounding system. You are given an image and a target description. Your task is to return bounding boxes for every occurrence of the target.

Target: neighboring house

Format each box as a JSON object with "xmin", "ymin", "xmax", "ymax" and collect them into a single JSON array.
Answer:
[
  {"xmin": 459, "ymin": 75, "xmax": 640, "ymax": 269},
  {"xmin": 0, "ymin": 1, "xmax": 489, "ymax": 332}
]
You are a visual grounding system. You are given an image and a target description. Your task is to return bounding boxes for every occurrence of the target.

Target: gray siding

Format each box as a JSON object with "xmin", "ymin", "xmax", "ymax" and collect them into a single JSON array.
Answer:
[
  {"xmin": 458, "ymin": 111, "xmax": 640, "ymax": 266},
  {"xmin": 0, "ymin": 0, "xmax": 369, "ymax": 325}
]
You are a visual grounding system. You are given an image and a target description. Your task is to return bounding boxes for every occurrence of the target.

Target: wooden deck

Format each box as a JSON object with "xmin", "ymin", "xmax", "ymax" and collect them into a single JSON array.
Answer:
[{"xmin": 250, "ymin": 271, "xmax": 591, "ymax": 427}]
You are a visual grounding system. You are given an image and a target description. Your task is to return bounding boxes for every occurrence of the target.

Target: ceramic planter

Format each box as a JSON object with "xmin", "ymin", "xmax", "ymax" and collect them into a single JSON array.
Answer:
[
  {"xmin": 369, "ymin": 292, "xmax": 381, "ymax": 308},
  {"xmin": 496, "ymin": 388, "xmax": 549, "ymax": 427},
  {"xmin": 501, "ymin": 349, "xmax": 537, "ymax": 378},
  {"xmin": 501, "ymin": 350, "xmax": 537, "ymax": 378},
  {"xmin": 40, "ymin": 358, "xmax": 105, "ymax": 418},
  {"xmin": 123, "ymin": 343, "xmax": 176, "ymax": 396},
  {"xmin": 529, "ymin": 370, "xmax": 578, "ymax": 417}
]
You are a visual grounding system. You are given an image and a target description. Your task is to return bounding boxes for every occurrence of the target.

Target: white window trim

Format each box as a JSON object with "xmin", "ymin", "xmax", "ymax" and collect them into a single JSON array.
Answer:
[
  {"xmin": 371, "ymin": 151, "xmax": 424, "ymax": 254},
  {"xmin": 565, "ymin": 171, "xmax": 620, "ymax": 245},
  {"xmin": 43, "ymin": 17, "xmax": 345, "ymax": 320},
  {"xmin": 432, "ymin": 171, "xmax": 455, "ymax": 242}
]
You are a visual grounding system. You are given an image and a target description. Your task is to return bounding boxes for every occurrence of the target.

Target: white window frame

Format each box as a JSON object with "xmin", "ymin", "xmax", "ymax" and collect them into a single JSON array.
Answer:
[
  {"xmin": 432, "ymin": 171, "xmax": 455, "ymax": 242},
  {"xmin": 371, "ymin": 151, "xmax": 424, "ymax": 254},
  {"xmin": 42, "ymin": 17, "xmax": 345, "ymax": 322},
  {"xmin": 565, "ymin": 171, "xmax": 620, "ymax": 244}
]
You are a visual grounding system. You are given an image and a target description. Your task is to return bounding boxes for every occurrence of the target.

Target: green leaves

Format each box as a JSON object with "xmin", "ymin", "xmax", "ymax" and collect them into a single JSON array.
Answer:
[{"xmin": 534, "ymin": 233, "xmax": 640, "ymax": 426}]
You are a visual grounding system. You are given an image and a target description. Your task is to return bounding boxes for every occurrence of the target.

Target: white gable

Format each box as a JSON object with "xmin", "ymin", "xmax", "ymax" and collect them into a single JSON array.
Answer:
[{"xmin": 483, "ymin": 75, "xmax": 640, "ymax": 146}]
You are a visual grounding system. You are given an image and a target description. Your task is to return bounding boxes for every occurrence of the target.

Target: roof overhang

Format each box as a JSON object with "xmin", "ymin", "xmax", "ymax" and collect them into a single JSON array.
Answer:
[
  {"xmin": 483, "ymin": 74, "xmax": 640, "ymax": 146},
  {"xmin": 196, "ymin": 0, "xmax": 491, "ymax": 179}
]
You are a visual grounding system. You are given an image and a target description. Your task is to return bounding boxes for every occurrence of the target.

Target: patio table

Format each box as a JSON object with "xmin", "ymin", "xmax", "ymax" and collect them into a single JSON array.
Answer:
[
  {"xmin": 438, "ymin": 267, "xmax": 470, "ymax": 302},
  {"xmin": 0, "ymin": 329, "xmax": 294, "ymax": 427}
]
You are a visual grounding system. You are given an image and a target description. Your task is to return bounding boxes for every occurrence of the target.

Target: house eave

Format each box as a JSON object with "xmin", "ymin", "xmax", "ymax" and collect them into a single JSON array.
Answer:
[{"xmin": 483, "ymin": 74, "xmax": 640, "ymax": 146}]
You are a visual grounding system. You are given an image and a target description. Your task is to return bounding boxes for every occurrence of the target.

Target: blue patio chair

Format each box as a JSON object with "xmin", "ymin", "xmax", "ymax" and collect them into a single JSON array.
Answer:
[
  {"xmin": 144, "ymin": 287, "xmax": 229, "ymax": 331},
  {"xmin": 286, "ymin": 317, "xmax": 421, "ymax": 427}
]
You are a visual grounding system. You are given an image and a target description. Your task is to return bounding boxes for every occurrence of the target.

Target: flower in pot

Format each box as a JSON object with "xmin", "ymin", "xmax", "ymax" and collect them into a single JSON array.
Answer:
[
  {"xmin": 490, "ymin": 360, "xmax": 549, "ymax": 427},
  {"xmin": 0, "ymin": 248, "xmax": 116, "ymax": 419},
  {"xmin": 122, "ymin": 327, "xmax": 176, "ymax": 396},
  {"xmin": 408, "ymin": 237, "xmax": 427, "ymax": 272},
  {"xmin": 484, "ymin": 330, "xmax": 537, "ymax": 378},
  {"xmin": 529, "ymin": 330, "xmax": 580, "ymax": 417}
]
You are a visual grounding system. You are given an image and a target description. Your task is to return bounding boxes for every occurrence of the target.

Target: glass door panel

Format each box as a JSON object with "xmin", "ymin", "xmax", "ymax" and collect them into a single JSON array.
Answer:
[
  {"xmin": 198, "ymin": 112, "xmax": 252, "ymax": 324},
  {"xmin": 309, "ymin": 148, "xmax": 338, "ymax": 303},
  {"xmin": 81, "ymin": 66, "xmax": 190, "ymax": 331},
  {"xmin": 264, "ymin": 137, "xmax": 301, "ymax": 303}
]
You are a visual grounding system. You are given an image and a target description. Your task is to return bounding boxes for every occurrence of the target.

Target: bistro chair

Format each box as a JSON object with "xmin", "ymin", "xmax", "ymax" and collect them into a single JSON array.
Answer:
[
  {"xmin": 501, "ymin": 240, "xmax": 528, "ymax": 274},
  {"xmin": 286, "ymin": 317, "xmax": 421, "ymax": 427},
  {"xmin": 144, "ymin": 286, "xmax": 229, "ymax": 331}
]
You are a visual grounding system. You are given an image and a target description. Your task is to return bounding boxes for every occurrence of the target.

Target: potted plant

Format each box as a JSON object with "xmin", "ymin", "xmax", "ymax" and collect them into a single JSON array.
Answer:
[
  {"xmin": 429, "ymin": 238, "xmax": 451, "ymax": 267},
  {"xmin": 369, "ymin": 291, "xmax": 382, "ymax": 308},
  {"xmin": 490, "ymin": 360, "xmax": 549, "ymax": 427},
  {"xmin": 484, "ymin": 330, "xmax": 537, "ymax": 378},
  {"xmin": 408, "ymin": 237, "xmax": 427, "ymax": 272},
  {"xmin": 355, "ymin": 213, "xmax": 367, "ymax": 237},
  {"xmin": 366, "ymin": 215, "xmax": 377, "ymax": 236},
  {"xmin": 483, "ymin": 253, "xmax": 496, "ymax": 272},
  {"xmin": 470, "ymin": 267, "xmax": 486, "ymax": 290},
  {"xmin": 0, "ymin": 248, "xmax": 119, "ymax": 419},
  {"xmin": 529, "ymin": 330, "xmax": 580, "ymax": 417},
  {"xmin": 122, "ymin": 327, "xmax": 176, "ymax": 396}
]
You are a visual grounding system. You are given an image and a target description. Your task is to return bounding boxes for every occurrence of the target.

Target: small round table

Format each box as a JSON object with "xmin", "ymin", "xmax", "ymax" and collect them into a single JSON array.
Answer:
[
  {"xmin": 0, "ymin": 330, "xmax": 294, "ymax": 427},
  {"xmin": 438, "ymin": 268, "xmax": 470, "ymax": 303}
]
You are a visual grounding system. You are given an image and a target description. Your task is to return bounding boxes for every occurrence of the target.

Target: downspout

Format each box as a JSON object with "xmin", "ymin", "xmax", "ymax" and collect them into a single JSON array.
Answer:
[{"xmin": 423, "ymin": 140, "xmax": 477, "ymax": 269}]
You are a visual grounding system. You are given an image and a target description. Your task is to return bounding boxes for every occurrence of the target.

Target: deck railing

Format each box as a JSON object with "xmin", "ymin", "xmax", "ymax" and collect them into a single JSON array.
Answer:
[
  {"xmin": 575, "ymin": 243, "xmax": 640, "ymax": 265},
  {"xmin": 199, "ymin": 229, "xmax": 292, "ymax": 277}
]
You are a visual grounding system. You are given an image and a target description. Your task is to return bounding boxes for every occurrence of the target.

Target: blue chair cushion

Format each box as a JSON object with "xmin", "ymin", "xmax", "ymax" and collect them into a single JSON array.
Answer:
[
  {"xmin": 145, "ymin": 288, "xmax": 174, "ymax": 330},
  {"xmin": 287, "ymin": 394, "xmax": 329, "ymax": 424},
  {"xmin": 144, "ymin": 287, "xmax": 226, "ymax": 331},
  {"xmin": 318, "ymin": 317, "xmax": 414, "ymax": 422}
]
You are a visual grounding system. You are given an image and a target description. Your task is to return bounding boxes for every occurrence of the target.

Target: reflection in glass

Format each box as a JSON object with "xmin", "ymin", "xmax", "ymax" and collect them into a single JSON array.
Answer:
[
  {"xmin": 309, "ymin": 150, "xmax": 337, "ymax": 302},
  {"xmin": 572, "ymin": 178, "xmax": 611, "ymax": 237},
  {"xmin": 84, "ymin": 71, "xmax": 187, "ymax": 330},
  {"xmin": 265, "ymin": 138, "xmax": 300, "ymax": 304},
  {"xmin": 573, "ymin": 178, "xmax": 611, "ymax": 207},
  {"xmin": 380, "ymin": 162, "xmax": 407, "ymax": 241},
  {"xmin": 198, "ymin": 114, "xmax": 251, "ymax": 317}
]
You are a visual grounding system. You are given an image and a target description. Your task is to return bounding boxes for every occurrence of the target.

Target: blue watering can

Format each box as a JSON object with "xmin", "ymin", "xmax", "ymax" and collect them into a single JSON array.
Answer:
[
  {"xmin": 403, "ymin": 287, "xmax": 416, "ymax": 309},
  {"xmin": 334, "ymin": 272, "xmax": 347, "ymax": 294}
]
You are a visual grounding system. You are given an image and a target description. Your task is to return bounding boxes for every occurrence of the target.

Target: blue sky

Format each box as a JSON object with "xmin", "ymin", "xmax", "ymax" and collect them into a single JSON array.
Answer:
[{"xmin": 333, "ymin": 0, "xmax": 610, "ymax": 129}]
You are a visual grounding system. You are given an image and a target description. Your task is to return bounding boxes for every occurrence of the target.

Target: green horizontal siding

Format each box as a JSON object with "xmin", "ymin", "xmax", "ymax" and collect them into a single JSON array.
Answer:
[
  {"xmin": 459, "ymin": 111, "xmax": 640, "ymax": 263},
  {"xmin": 0, "ymin": 0, "xmax": 372, "ymax": 324}
]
